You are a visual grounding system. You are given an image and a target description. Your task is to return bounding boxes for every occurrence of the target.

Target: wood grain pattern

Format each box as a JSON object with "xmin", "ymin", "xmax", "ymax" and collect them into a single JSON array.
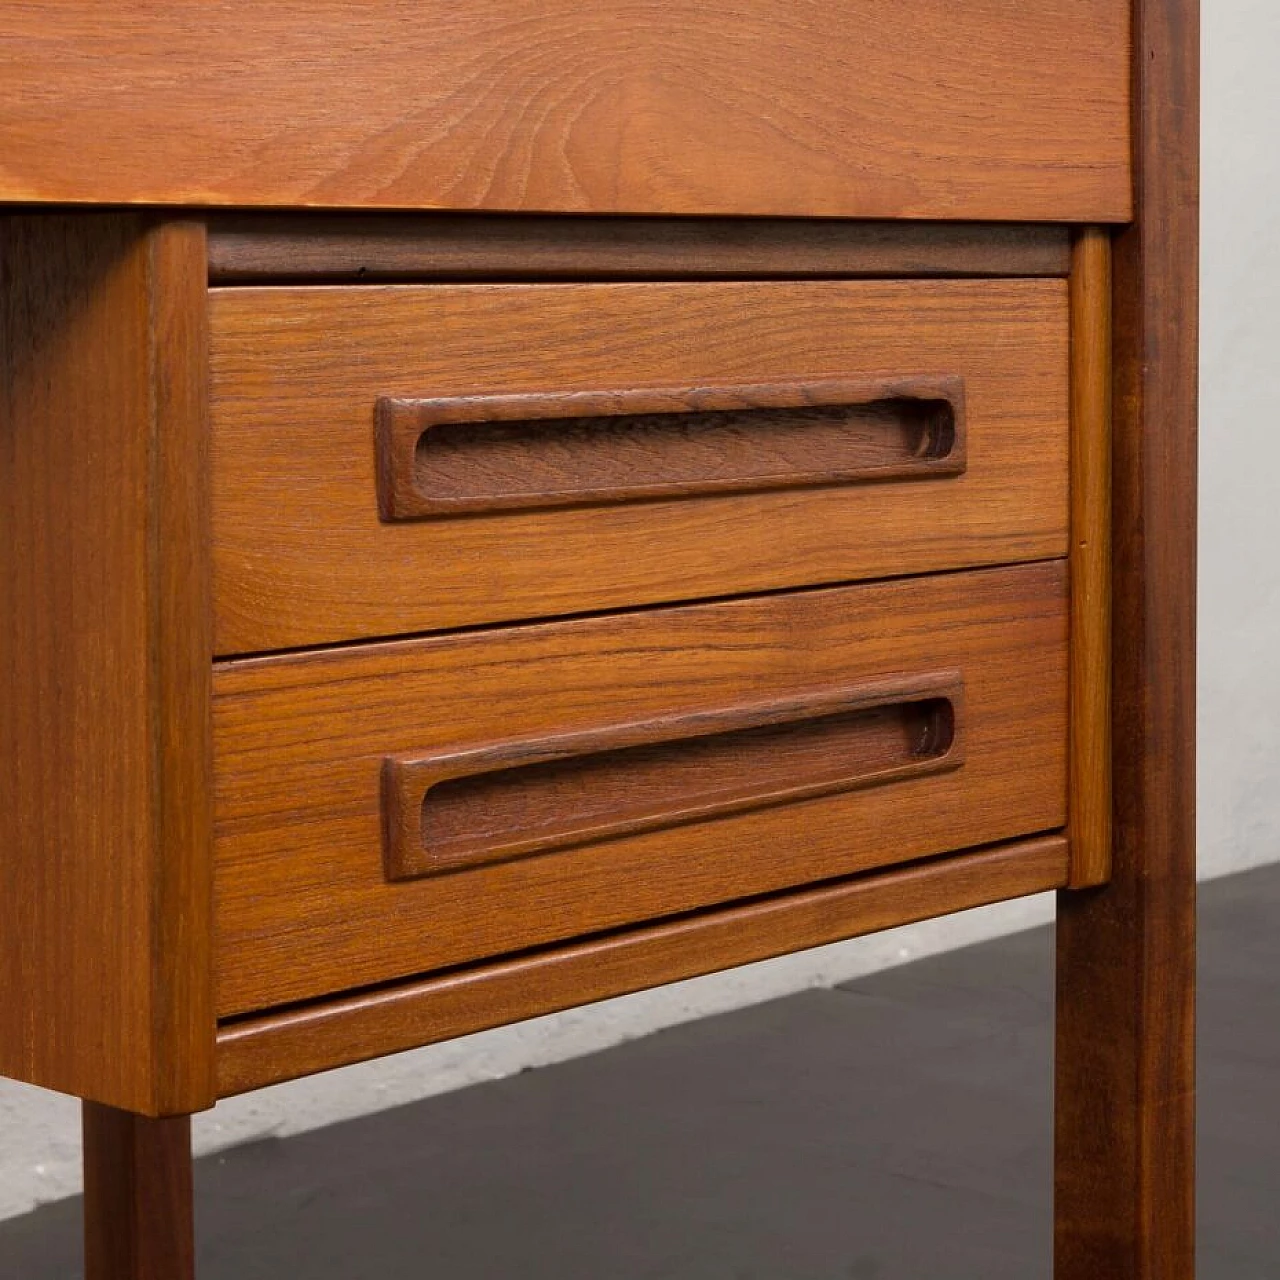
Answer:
[
  {"xmin": 216, "ymin": 834, "xmax": 1069, "ymax": 1096},
  {"xmin": 1055, "ymin": 0, "xmax": 1199, "ymax": 1272},
  {"xmin": 210, "ymin": 279, "xmax": 1068, "ymax": 653},
  {"xmin": 1067, "ymin": 229, "xmax": 1114, "ymax": 888},
  {"xmin": 0, "ymin": 217, "xmax": 214, "ymax": 1116},
  {"xmin": 83, "ymin": 1104, "xmax": 195, "ymax": 1280},
  {"xmin": 376, "ymin": 376, "xmax": 965, "ymax": 519},
  {"xmin": 207, "ymin": 217, "xmax": 1073, "ymax": 283},
  {"xmin": 0, "ymin": 3, "xmax": 1129, "ymax": 219},
  {"xmin": 213, "ymin": 562, "xmax": 1068, "ymax": 1017},
  {"xmin": 383, "ymin": 673, "xmax": 963, "ymax": 881}
]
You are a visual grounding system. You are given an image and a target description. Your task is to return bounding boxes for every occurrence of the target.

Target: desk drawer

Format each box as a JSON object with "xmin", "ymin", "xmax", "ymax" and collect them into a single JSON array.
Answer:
[
  {"xmin": 214, "ymin": 561, "xmax": 1067, "ymax": 1017},
  {"xmin": 210, "ymin": 279, "xmax": 1068, "ymax": 653}
]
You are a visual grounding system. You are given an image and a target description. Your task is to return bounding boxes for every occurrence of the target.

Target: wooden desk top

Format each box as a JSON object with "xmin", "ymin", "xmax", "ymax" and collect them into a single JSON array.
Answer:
[{"xmin": 0, "ymin": 0, "xmax": 1129, "ymax": 218}]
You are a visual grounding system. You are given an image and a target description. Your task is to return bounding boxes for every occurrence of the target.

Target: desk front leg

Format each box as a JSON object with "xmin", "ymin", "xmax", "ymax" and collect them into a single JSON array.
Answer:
[{"xmin": 83, "ymin": 1103, "xmax": 196, "ymax": 1280}]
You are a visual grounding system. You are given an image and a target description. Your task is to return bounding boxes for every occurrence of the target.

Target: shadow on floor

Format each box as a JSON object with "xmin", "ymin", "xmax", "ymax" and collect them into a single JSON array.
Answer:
[{"xmin": 2, "ymin": 866, "xmax": 1275, "ymax": 1278}]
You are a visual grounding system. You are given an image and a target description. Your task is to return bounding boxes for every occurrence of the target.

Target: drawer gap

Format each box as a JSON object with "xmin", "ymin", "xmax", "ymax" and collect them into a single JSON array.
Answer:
[{"xmin": 206, "ymin": 218, "xmax": 1072, "ymax": 284}]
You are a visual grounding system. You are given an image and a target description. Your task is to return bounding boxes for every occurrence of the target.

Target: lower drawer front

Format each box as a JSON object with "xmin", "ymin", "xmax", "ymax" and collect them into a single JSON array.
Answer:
[{"xmin": 214, "ymin": 562, "xmax": 1067, "ymax": 1017}]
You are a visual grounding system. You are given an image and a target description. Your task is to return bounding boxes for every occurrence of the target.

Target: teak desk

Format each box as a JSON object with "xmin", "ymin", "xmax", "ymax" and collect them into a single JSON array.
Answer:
[{"xmin": 0, "ymin": 3, "xmax": 1197, "ymax": 1275}]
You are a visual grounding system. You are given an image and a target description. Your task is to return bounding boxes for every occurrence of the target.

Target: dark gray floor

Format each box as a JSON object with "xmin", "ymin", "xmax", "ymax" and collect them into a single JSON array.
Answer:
[{"xmin": 2, "ymin": 864, "xmax": 1276, "ymax": 1278}]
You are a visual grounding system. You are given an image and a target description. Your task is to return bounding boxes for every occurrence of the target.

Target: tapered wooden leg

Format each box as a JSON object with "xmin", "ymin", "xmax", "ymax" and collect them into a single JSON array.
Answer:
[
  {"xmin": 1053, "ymin": 0, "xmax": 1197, "ymax": 1269},
  {"xmin": 83, "ymin": 1102, "xmax": 195, "ymax": 1280},
  {"xmin": 1055, "ymin": 875, "xmax": 1195, "ymax": 1275},
  {"xmin": 1052, "ymin": 0, "xmax": 1198, "ymax": 1261}
]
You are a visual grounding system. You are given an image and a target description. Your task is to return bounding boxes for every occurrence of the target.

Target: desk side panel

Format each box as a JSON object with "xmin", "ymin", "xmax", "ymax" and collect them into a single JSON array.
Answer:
[{"xmin": 0, "ymin": 216, "xmax": 214, "ymax": 1115}]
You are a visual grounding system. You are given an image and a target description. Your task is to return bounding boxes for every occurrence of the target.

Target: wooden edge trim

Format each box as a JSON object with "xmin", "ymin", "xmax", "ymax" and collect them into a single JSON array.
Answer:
[
  {"xmin": 216, "ymin": 833, "xmax": 1067, "ymax": 1097},
  {"xmin": 206, "ymin": 217, "xmax": 1071, "ymax": 284},
  {"xmin": 146, "ymin": 218, "xmax": 217, "ymax": 1114},
  {"xmin": 1066, "ymin": 227, "xmax": 1114, "ymax": 887}
]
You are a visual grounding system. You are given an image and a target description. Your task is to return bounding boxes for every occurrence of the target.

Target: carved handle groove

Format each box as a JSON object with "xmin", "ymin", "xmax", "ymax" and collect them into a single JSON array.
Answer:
[
  {"xmin": 375, "ymin": 376, "xmax": 966, "ymax": 519},
  {"xmin": 382, "ymin": 671, "xmax": 965, "ymax": 881}
]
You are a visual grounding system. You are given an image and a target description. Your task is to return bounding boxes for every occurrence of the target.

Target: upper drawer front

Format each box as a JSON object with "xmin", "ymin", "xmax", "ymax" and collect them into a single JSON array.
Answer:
[
  {"xmin": 210, "ymin": 279, "xmax": 1068, "ymax": 654},
  {"xmin": 0, "ymin": 3, "xmax": 1129, "ymax": 218},
  {"xmin": 214, "ymin": 561, "xmax": 1067, "ymax": 1017}
]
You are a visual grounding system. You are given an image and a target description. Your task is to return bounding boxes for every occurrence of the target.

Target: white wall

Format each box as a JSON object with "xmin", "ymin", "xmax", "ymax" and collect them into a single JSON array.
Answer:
[
  {"xmin": 0, "ymin": 0, "xmax": 1271, "ymax": 1222},
  {"xmin": 1197, "ymin": 0, "xmax": 1280, "ymax": 878}
]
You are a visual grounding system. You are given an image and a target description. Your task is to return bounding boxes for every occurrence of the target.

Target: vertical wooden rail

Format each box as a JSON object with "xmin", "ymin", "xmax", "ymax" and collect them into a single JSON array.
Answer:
[
  {"xmin": 1054, "ymin": 0, "xmax": 1198, "ymax": 1274},
  {"xmin": 83, "ymin": 1104, "xmax": 196, "ymax": 1280},
  {"xmin": 1068, "ymin": 228, "xmax": 1113, "ymax": 887}
]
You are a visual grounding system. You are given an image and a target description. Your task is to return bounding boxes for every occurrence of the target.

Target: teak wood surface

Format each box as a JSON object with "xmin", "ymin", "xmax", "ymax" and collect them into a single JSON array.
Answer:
[
  {"xmin": 0, "ymin": 0, "xmax": 1198, "ymax": 1271},
  {"xmin": 1067, "ymin": 229, "xmax": 1114, "ymax": 888},
  {"xmin": 381, "ymin": 672, "xmax": 964, "ymax": 882},
  {"xmin": 1055, "ymin": 0, "xmax": 1199, "ymax": 1272},
  {"xmin": 213, "ymin": 562, "xmax": 1067, "ymax": 1017},
  {"xmin": 0, "ymin": 216, "xmax": 214, "ymax": 1116},
  {"xmin": 83, "ymin": 1105, "xmax": 196, "ymax": 1280},
  {"xmin": 210, "ymin": 278, "xmax": 1068, "ymax": 653},
  {"xmin": 217, "ymin": 834, "xmax": 1069, "ymax": 1096},
  {"xmin": 0, "ymin": 2, "xmax": 1129, "ymax": 220},
  {"xmin": 374, "ymin": 375, "xmax": 967, "ymax": 520}
]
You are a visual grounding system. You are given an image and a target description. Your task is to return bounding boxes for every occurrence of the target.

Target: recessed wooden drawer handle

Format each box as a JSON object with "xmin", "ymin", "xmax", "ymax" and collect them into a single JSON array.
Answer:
[
  {"xmin": 381, "ymin": 671, "xmax": 965, "ymax": 881},
  {"xmin": 375, "ymin": 376, "xmax": 966, "ymax": 519}
]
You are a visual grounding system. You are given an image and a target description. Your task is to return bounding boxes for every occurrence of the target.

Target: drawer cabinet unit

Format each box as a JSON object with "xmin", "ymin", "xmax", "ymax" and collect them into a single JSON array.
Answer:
[{"xmin": 0, "ymin": 2, "xmax": 1197, "ymax": 1277}]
